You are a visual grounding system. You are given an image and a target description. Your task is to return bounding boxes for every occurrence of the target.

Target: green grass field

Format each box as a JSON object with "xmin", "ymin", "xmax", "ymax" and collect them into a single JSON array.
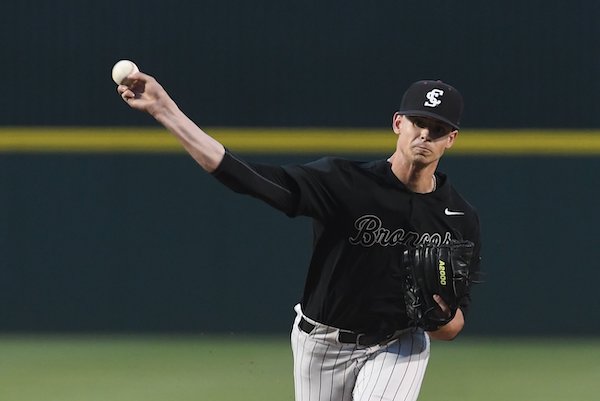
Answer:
[{"xmin": 0, "ymin": 335, "xmax": 598, "ymax": 401}]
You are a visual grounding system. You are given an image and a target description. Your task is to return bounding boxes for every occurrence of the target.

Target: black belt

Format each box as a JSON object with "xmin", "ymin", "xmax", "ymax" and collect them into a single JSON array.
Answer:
[{"xmin": 298, "ymin": 317, "xmax": 397, "ymax": 347}]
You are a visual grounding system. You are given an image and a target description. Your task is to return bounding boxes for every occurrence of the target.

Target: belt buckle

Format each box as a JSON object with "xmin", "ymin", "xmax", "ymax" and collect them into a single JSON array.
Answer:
[{"xmin": 355, "ymin": 333, "xmax": 365, "ymax": 347}]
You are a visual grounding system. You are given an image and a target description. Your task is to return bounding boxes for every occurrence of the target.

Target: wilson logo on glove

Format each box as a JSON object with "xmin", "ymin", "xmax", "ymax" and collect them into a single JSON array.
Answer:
[{"xmin": 438, "ymin": 260, "xmax": 447, "ymax": 286}]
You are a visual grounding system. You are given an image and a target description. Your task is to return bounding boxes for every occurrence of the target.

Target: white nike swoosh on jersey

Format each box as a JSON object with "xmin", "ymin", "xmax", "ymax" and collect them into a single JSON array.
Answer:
[{"xmin": 444, "ymin": 208, "xmax": 465, "ymax": 216}]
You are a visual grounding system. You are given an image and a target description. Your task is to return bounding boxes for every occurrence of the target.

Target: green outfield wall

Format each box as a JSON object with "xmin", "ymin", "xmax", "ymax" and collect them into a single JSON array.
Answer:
[{"xmin": 0, "ymin": 128, "xmax": 598, "ymax": 336}]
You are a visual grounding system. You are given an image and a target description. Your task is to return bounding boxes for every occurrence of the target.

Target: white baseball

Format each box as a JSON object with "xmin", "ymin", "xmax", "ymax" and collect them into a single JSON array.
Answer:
[{"xmin": 111, "ymin": 60, "xmax": 139, "ymax": 85}]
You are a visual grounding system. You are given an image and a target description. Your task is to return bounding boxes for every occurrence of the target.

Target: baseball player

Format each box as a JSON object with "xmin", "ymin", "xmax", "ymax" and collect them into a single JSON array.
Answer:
[{"xmin": 117, "ymin": 75, "xmax": 481, "ymax": 401}]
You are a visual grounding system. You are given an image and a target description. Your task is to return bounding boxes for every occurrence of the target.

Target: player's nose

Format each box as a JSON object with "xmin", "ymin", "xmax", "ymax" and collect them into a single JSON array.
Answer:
[{"xmin": 419, "ymin": 127, "xmax": 431, "ymax": 141}]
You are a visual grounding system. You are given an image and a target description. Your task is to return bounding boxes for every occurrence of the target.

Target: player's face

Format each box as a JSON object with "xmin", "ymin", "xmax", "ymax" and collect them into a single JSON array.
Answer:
[{"xmin": 392, "ymin": 113, "xmax": 458, "ymax": 165}]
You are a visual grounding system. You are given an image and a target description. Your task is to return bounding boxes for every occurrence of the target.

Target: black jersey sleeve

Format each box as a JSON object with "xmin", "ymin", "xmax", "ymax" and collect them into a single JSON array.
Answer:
[
  {"xmin": 281, "ymin": 157, "xmax": 345, "ymax": 221},
  {"xmin": 212, "ymin": 150, "xmax": 345, "ymax": 221},
  {"xmin": 211, "ymin": 149, "xmax": 300, "ymax": 216}
]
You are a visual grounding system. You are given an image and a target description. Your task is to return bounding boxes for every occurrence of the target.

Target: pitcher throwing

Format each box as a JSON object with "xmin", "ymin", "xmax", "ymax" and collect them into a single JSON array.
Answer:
[{"xmin": 116, "ymin": 68, "xmax": 482, "ymax": 401}]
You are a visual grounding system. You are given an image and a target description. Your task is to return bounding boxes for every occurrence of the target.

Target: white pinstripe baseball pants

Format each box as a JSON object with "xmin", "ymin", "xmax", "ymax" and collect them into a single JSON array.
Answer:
[{"xmin": 291, "ymin": 304, "xmax": 430, "ymax": 401}]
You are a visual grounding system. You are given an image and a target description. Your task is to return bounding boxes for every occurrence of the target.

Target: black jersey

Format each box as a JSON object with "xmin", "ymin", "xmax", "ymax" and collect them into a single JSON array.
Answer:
[{"xmin": 213, "ymin": 149, "xmax": 481, "ymax": 334}]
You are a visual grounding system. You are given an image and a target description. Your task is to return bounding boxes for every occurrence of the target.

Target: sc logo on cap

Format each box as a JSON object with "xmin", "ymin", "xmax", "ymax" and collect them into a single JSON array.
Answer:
[{"xmin": 424, "ymin": 89, "xmax": 444, "ymax": 107}]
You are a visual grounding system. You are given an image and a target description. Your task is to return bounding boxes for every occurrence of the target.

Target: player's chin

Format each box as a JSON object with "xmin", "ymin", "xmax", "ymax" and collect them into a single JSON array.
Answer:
[
  {"xmin": 414, "ymin": 150, "xmax": 443, "ymax": 165},
  {"xmin": 411, "ymin": 153, "xmax": 434, "ymax": 166}
]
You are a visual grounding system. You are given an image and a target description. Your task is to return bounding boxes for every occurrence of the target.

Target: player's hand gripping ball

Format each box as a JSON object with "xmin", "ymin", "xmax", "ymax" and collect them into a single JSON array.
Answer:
[{"xmin": 111, "ymin": 60, "xmax": 139, "ymax": 85}]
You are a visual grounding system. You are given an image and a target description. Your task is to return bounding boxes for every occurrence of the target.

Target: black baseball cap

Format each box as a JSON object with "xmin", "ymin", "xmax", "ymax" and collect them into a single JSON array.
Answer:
[{"xmin": 398, "ymin": 80, "xmax": 463, "ymax": 129}]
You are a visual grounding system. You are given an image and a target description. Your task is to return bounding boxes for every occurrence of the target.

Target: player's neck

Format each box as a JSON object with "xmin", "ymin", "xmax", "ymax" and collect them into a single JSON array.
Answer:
[{"xmin": 388, "ymin": 154, "xmax": 438, "ymax": 193}]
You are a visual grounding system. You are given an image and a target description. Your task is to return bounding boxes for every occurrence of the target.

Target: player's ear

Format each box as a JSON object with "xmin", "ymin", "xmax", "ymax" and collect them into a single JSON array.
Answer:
[
  {"xmin": 445, "ymin": 130, "xmax": 459, "ymax": 149},
  {"xmin": 392, "ymin": 112, "xmax": 403, "ymax": 134}
]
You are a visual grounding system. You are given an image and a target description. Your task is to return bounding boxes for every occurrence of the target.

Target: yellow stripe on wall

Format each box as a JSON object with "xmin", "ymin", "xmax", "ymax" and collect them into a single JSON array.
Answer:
[
  {"xmin": 0, "ymin": 127, "xmax": 599, "ymax": 155},
  {"xmin": 453, "ymin": 130, "xmax": 600, "ymax": 155}
]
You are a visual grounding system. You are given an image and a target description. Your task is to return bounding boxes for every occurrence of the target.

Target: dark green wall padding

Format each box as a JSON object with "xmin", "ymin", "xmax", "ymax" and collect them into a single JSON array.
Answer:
[{"xmin": 0, "ymin": 151, "xmax": 597, "ymax": 336}]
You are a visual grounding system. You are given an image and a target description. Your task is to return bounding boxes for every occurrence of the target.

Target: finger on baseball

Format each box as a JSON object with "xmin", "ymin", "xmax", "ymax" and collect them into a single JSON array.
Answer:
[
  {"xmin": 128, "ymin": 71, "xmax": 153, "ymax": 83},
  {"xmin": 116, "ymin": 73, "xmax": 147, "ymax": 91},
  {"xmin": 118, "ymin": 86, "xmax": 133, "ymax": 97},
  {"xmin": 120, "ymin": 88, "xmax": 136, "ymax": 101}
]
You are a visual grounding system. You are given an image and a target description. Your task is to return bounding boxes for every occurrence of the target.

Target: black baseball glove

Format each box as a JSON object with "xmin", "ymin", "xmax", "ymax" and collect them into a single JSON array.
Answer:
[{"xmin": 402, "ymin": 240, "xmax": 477, "ymax": 331}]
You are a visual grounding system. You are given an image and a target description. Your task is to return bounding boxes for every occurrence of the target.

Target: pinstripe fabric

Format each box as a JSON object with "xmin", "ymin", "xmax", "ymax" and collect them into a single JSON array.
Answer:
[{"xmin": 291, "ymin": 304, "xmax": 430, "ymax": 401}]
